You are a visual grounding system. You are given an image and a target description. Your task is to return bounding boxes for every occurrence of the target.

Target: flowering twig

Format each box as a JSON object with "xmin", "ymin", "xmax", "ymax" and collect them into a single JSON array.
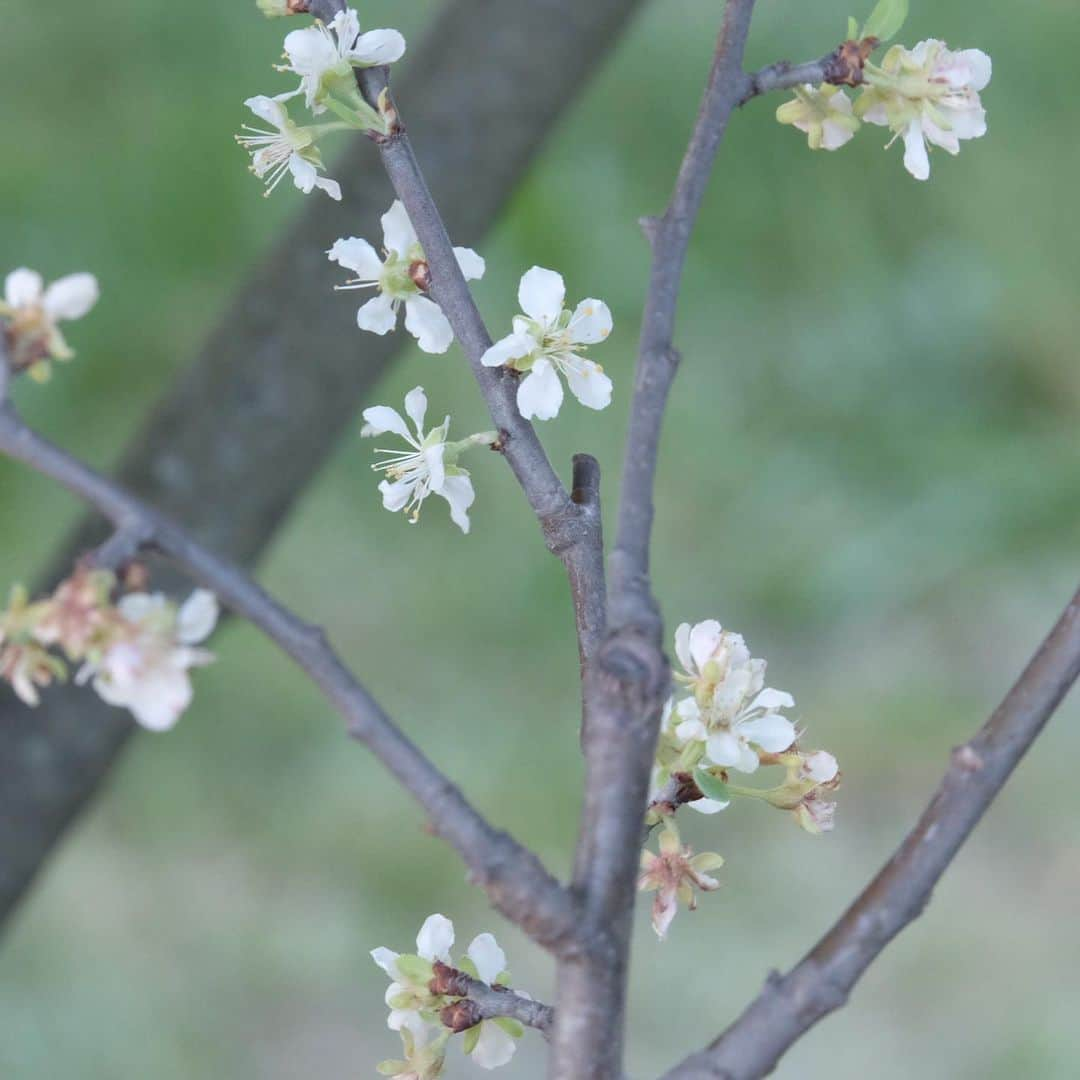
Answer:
[
  {"xmin": 431, "ymin": 961, "xmax": 555, "ymax": 1037},
  {"xmin": 302, "ymin": 0, "xmax": 608, "ymax": 669},
  {"xmin": 660, "ymin": 585, "xmax": 1080, "ymax": 1079},
  {"xmin": 0, "ymin": 345, "xmax": 575, "ymax": 951},
  {"xmin": 550, "ymin": 4, "xmax": 764, "ymax": 1076}
]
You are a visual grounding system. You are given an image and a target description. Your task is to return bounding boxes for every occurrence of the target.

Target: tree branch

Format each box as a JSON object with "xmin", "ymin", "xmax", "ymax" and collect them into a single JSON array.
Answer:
[
  {"xmin": 0, "ymin": 377, "xmax": 576, "ymax": 953},
  {"xmin": 0, "ymin": 0, "xmax": 645, "ymax": 930},
  {"xmin": 661, "ymin": 585, "xmax": 1080, "ymax": 1080},
  {"xmin": 551, "ymin": 4, "xmax": 762, "ymax": 1077},
  {"xmin": 432, "ymin": 961, "xmax": 555, "ymax": 1037}
]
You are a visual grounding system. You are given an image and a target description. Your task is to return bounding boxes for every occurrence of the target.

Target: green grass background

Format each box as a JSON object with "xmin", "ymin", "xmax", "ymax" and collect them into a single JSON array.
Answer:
[{"xmin": 2, "ymin": 0, "xmax": 1078, "ymax": 1076}]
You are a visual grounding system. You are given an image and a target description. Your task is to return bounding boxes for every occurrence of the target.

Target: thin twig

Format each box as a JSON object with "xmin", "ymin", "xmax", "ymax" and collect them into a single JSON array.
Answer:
[
  {"xmin": 660, "ymin": 586, "xmax": 1080, "ymax": 1079},
  {"xmin": 0, "ymin": 377, "xmax": 575, "ymax": 954},
  {"xmin": 432, "ymin": 961, "xmax": 555, "ymax": 1037},
  {"xmin": 550, "ymin": 4, "xmax": 762, "ymax": 1077}
]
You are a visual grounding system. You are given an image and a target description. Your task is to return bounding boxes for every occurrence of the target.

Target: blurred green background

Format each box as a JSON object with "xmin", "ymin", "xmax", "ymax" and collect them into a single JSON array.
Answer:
[{"xmin": 2, "ymin": 0, "xmax": 1078, "ymax": 1076}]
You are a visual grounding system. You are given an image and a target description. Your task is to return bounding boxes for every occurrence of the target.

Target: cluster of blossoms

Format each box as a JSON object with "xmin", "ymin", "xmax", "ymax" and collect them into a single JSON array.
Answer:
[
  {"xmin": 241, "ymin": 9, "xmax": 615, "ymax": 534},
  {"xmin": 1, "ymin": 267, "xmax": 99, "ymax": 380},
  {"xmin": 371, "ymin": 914, "xmax": 527, "ymax": 1077},
  {"xmin": 639, "ymin": 619, "xmax": 840, "ymax": 937},
  {"xmin": 776, "ymin": 1, "xmax": 991, "ymax": 180},
  {"xmin": 0, "ymin": 567, "xmax": 219, "ymax": 732}
]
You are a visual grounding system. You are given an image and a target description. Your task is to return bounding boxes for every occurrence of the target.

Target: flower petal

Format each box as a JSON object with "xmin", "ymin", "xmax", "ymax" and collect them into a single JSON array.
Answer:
[
  {"xmin": 481, "ymin": 331, "xmax": 535, "ymax": 369},
  {"xmin": 705, "ymin": 730, "xmax": 743, "ymax": 768},
  {"xmin": 689, "ymin": 620, "xmax": 723, "ymax": 673},
  {"xmin": 516, "ymin": 356, "xmax": 564, "ymax": 421},
  {"xmin": 360, "ymin": 405, "xmax": 411, "ymax": 439},
  {"xmin": 673, "ymin": 623, "xmax": 693, "ymax": 673},
  {"xmin": 688, "ymin": 797, "xmax": 730, "ymax": 815},
  {"xmin": 471, "ymin": 1020, "xmax": 518, "ymax": 1070},
  {"xmin": 517, "ymin": 266, "xmax": 565, "ymax": 324},
  {"xmin": 404, "ymin": 296, "xmax": 454, "ymax": 354},
  {"xmin": 42, "ymin": 274, "xmax": 99, "ymax": 321},
  {"xmin": 381, "ymin": 200, "xmax": 418, "ymax": 258},
  {"xmin": 739, "ymin": 712, "xmax": 796, "ymax": 753},
  {"xmin": 350, "ymin": 28, "xmax": 407, "ymax": 67},
  {"xmin": 416, "ymin": 913, "xmax": 455, "ymax": 962},
  {"xmin": 378, "ymin": 478, "xmax": 414, "ymax": 513},
  {"xmin": 453, "ymin": 246, "xmax": 486, "ymax": 282},
  {"xmin": 748, "ymin": 688, "xmax": 794, "ymax": 712},
  {"xmin": 959, "ymin": 49, "xmax": 992, "ymax": 91},
  {"xmin": 370, "ymin": 947, "xmax": 402, "ymax": 980},
  {"xmin": 243, "ymin": 94, "xmax": 288, "ymax": 130},
  {"xmin": 327, "ymin": 237, "xmax": 384, "ymax": 280},
  {"xmin": 356, "ymin": 293, "xmax": 399, "ymax": 336},
  {"xmin": 5, "ymin": 268, "xmax": 44, "ymax": 308},
  {"xmin": 902, "ymin": 119, "xmax": 930, "ymax": 180},
  {"xmin": 438, "ymin": 475, "xmax": 475, "ymax": 535},
  {"xmin": 569, "ymin": 299, "xmax": 613, "ymax": 344},
  {"xmin": 403, "ymin": 386, "xmax": 428, "ymax": 434},
  {"xmin": 288, "ymin": 153, "xmax": 318, "ymax": 194},
  {"xmin": 466, "ymin": 933, "xmax": 506, "ymax": 985},
  {"xmin": 176, "ymin": 590, "xmax": 219, "ymax": 645},
  {"xmin": 564, "ymin": 357, "xmax": 613, "ymax": 411}
]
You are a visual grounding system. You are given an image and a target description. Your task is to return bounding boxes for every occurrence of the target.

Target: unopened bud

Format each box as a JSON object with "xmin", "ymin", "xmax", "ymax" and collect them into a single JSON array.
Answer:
[
  {"xmin": 440, "ymin": 999, "xmax": 482, "ymax": 1034},
  {"xmin": 256, "ymin": 0, "xmax": 310, "ymax": 16},
  {"xmin": 409, "ymin": 260, "xmax": 433, "ymax": 292}
]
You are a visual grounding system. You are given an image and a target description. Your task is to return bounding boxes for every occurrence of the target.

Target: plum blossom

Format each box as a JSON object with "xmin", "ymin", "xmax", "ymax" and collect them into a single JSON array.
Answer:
[
  {"xmin": 0, "ymin": 586, "xmax": 65, "ymax": 707},
  {"xmin": 328, "ymin": 201, "xmax": 484, "ymax": 354},
  {"xmin": 78, "ymin": 589, "xmax": 219, "ymax": 731},
  {"xmin": 776, "ymin": 84, "xmax": 860, "ymax": 150},
  {"xmin": 372, "ymin": 913, "xmax": 456, "ymax": 1034},
  {"xmin": 1, "ymin": 267, "xmax": 99, "ymax": 374},
  {"xmin": 236, "ymin": 95, "xmax": 342, "ymax": 200},
  {"xmin": 361, "ymin": 387, "xmax": 491, "ymax": 534},
  {"xmin": 280, "ymin": 8, "xmax": 405, "ymax": 115},
  {"xmin": 670, "ymin": 620, "xmax": 797, "ymax": 774},
  {"xmin": 638, "ymin": 822, "xmax": 724, "ymax": 939},
  {"xmin": 857, "ymin": 40, "xmax": 992, "ymax": 180},
  {"xmin": 481, "ymin": 267, "xmax": 613, "ymax": 421}
]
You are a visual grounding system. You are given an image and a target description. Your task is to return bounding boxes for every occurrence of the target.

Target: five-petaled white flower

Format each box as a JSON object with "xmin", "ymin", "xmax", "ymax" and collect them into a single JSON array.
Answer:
[
  {"xmin": 361, "ymin": 387, "xmax": 479, "ymax": 533},
  {"xmin": 329, "ymin": 200, "xmax": 484, "ymax": 354},
  {"xmin": 237, "ymin": 94, "xmax": 342, "ymax": 200},
  {"xmin": 672, "ymin": 620, "xmax": 796, "ymax": 774},
  {"xmin": 280, "ymin": 8, "xmax": 405, "ymax": 115},
  {"xmin": 79, "ymin": 590, "xmax": 219, "ymax": 732},
  {"xmin": 481, "ymin": 266, "xmax": 613, "ymax": 421},
  {"xmin": 858, "ymin": 39, "xmax": 992, "ymax": 180},
  {"xmin": 1, "ymin": 267, "xmax": 99, "ymax": 367},
  {"xmin": 776, "ymin": 84, "xmax": 860, "ymax": 151}
]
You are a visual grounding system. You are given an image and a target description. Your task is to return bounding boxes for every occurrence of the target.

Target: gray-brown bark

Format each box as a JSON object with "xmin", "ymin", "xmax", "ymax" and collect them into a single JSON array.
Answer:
[{"xmin": 0, "ymin": 0, "xmax": 646, "ymax": 930}]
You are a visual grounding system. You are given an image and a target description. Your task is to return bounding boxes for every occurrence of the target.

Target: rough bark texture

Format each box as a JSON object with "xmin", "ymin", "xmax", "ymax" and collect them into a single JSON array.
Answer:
[{"xmin": 0, "ymin": 0, "xmax": 647, "ymax": 929}]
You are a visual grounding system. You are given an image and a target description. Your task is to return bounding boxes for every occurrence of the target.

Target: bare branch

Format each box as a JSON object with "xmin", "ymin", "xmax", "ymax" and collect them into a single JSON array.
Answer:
[
  {"xmin": 739, "ymin": 40, "xmax": 877, "ymax": 105},
  {"xmin": 431, "ymin": 961, "xmax": 555, "ymax": 1037},
  {"xmin": 661, "ymin": 586, "xmax": 1080, "ymax": 1080},
  {"xmin": 0, "ymin": 377, "xmax": 575, "ymax": 953},
  {"xmin": 551, "ymin": 4, "xmax": 762, "ymax": 1076},
  {"xmin": 608, "ymin": 0, "xmax": 758, "ymax": 629}
]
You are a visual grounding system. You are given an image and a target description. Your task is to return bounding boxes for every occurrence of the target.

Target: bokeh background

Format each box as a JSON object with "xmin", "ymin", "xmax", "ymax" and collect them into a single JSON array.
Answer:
[{"xmin": 2, "ymin": 0, "xmax": 1078, "ymax": 1076}]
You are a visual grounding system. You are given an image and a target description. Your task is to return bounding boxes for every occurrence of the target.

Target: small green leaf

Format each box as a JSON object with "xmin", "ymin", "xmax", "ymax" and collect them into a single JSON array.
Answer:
[
  {"xmin": 846, "ymin": 15, "xmax": 859, "ymax": 39},
  {"xmin": 861, "ymin": 0, "xmax": 908, "ymax": 43},
  {"xmin": 377, "ymin": 1061, "xmax": 407, "ymax": 1076},
  {"xmin": 495, "ymin": 1017, "xmax": 525, "ymax": 1038},
  {"xmin": 693, "ymin": 767, "xmax": 731, "ymax": 804},
  {"xmin": 462, "ymin": 1024, "xmax": 482, "ymax": 1055},
  {"xmin": 395, "ymin": 954, "xmax": 434, "ymax": 984}
]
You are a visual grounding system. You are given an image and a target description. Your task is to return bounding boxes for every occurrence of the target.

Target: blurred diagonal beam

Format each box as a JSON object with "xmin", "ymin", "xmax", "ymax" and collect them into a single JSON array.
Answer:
[
  {"xmin": 661, "ymin": 585, "xmax": 1080, "ymax": 1080},
  {"xmin": 0, "ymin": 0, "xmax": 646, "ymax": 930}
]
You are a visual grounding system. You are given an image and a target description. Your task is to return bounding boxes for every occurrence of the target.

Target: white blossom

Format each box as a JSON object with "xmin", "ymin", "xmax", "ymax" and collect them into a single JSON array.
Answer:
[
  {"xmin": 776, "ymin": 84, "xmax": 860, "ymax": 150},
  {"xmin": 236, "ymin": 94, "xmax": 342, "ymax": 199},
  {"xmin": 328, "ymin": 200, "xmax": 484, "ymax": 354},
  {"xmin": 858, "ymin": 39, "xmax": 992, "ymax": 180},
  {"xmin": 671, "ymin": 620, "xmax": 796, "ymax": 774},
  {"xmin": 371, "ymin": 913, "xmax": 455, "ymax": 1033},
  {"xmin": 280, "ymin": 8, "xmax": 405, "ymax": 115},
  {"xmin": 79, "ymin": 589, "xmax": 219, "ymax": 732},
  {"xmin": 1, "ymin": 266, "xmax": 99, "ymax": 365},
  {"xmin": 481, "ymin": 266, "xmax": 613, "ymax": 421},
  {"xmin": 361, "ymin": 387, "xmax": 481, "ymax": 534}
]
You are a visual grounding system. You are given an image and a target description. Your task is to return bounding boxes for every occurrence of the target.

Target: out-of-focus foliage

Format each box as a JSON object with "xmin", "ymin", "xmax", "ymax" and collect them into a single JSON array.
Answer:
[{"xmin": 1, "ymin": 1, "xmax": 1078, "ymax": 1077}]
